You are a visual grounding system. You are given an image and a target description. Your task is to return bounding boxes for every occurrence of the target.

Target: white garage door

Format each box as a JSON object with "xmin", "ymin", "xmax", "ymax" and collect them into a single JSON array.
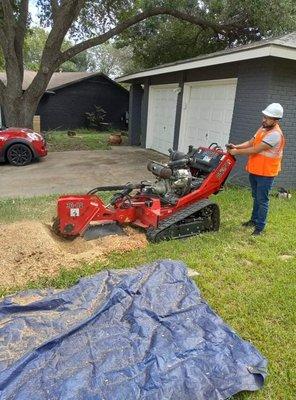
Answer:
[
  {"xmin": 178, "ymin": 79, "xmax": 237, "ymax": 152},
  {"xmin": 146, "ymin": 84, "xmax": 179, "ymax": 154}
]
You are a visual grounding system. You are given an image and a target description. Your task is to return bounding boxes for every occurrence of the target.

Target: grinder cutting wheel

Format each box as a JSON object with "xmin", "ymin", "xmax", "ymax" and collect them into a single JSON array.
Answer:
[{"xmin": 52, "ymin": 144, "xmax": 235, "ymax": 242}]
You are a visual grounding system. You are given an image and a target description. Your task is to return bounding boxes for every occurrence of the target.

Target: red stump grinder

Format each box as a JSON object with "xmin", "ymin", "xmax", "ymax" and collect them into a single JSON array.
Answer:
[{"xmin": 52, "ymin": 144, "xmax": 235, "ymax": 242}]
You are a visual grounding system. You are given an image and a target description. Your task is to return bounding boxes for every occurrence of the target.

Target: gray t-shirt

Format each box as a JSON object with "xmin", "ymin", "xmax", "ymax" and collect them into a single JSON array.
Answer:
[
  {"xmin": 262, "ymin": 130, "xmax": 282, "ymax": 147},
  {"xmin": 253, "ymin": 128, "xmax": 283, "ymax": 157}
]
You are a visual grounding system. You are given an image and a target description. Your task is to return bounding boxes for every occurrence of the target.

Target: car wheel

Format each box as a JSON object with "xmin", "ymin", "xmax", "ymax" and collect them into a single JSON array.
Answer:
[{"xmin": 7, "ymin": 143, "xmax": 33, "ymax": 166}]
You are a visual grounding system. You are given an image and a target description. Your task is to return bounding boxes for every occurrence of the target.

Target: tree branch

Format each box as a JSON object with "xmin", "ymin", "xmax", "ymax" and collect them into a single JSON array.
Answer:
[
  {"xmin": 50, "ymin": 0, "xmax": 60, "ymax": 21},
  {"xmin": 0, "ymin": 68, "xmax": 7, "ymax": 103},
  {"xmin": 0, "ymin": 0, "xmax": 23, "ymax": 93},
  {"xmin": 0, "ymin": 28, "xmax": 7, "ymax": 52},
  {"xmin": 16, "ymin": 0, "xmax": 29, "ymax": 34},
  {"xmin": 1, "ymin": 0, "xmax": 16, "ymax": 40},
  {"xmin": 58, "ymin": 7, "xmax": 238, "ymax": 65},
  {"xmin": 15, "ymin": 0, "xmax": 29, "ymax": 77},
  {"xmin": 25, "ymin": 0, "xmax": 86, "ymax": 99},
  {"xmin": 40, "ymin": 0, "xmax": 86, "ymax": 69}
]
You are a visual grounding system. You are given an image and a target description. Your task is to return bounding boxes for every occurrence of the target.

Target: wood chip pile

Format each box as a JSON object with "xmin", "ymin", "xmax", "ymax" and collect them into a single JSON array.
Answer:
[{"xmin": 0, "ymin": 221, "xmax": 147, "ymax": 290}]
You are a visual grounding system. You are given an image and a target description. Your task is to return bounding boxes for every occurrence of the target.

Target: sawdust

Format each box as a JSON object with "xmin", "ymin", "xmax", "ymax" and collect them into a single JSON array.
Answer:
[
  {"xmin": 0, "ymin": 221, "xmax": 147, "ymax": 291},
  {"xmin": 187, "ymin": 268, "xmax": 200, "ymax": 278}
]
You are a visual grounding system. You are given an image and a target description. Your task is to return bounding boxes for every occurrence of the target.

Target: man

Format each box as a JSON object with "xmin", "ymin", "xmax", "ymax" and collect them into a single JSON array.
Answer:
[{"xmin": 227, "ymin": 103, "xmax": 285, "ymax": 236}]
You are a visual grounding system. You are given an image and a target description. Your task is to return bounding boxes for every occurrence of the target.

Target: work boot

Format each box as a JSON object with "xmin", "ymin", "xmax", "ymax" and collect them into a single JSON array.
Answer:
[
  {"xmin": 252, "ymin": 228, "xmax": 263, "ymax": 236},
  {"xmin": 242, "ymin": 220, "xmax": 256, "ymax": 227}
]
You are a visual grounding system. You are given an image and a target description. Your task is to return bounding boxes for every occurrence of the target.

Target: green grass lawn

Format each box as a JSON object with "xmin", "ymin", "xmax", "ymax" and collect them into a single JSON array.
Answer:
[
  {"xmin": 0, "ymin": 187, "xmax": 295, "ymax": 399},
  {"xmin": 45, "ymin": 129, "xmax": 128, "ymax": 152}
]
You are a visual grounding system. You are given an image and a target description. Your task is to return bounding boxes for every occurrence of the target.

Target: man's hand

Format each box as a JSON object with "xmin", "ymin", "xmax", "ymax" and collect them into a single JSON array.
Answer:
[
  {"xmin": 228, "ymin": 148, "xmax": 238, "ymax": 156},
  {"xmin": 226, "ymin": 143, "xmax": 236, "ymax": 150},
  {"xmin": 226, "ymin": 143, "xmax": 238, "ymax": 155}
]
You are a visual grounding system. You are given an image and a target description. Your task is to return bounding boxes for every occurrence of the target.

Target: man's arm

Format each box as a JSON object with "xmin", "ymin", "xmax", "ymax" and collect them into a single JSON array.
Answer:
[
  {"xmin": 229, "ymin": 142, "xmax": 270, "ymax": 156},
  {"xmin": 228, "ymin": 137, "xmax": 255, "ymax": 149}
]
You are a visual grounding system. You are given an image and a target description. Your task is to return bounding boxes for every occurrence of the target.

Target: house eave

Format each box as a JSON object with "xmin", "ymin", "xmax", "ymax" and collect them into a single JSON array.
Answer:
[{"xmin": 116, "ymin": 44, "xmax": 296, "ymax": 83}]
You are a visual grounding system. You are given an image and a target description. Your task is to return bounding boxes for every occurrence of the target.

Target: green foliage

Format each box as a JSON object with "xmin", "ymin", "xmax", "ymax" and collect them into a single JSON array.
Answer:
[
  {"xmin": 0, "ymin": 26, "xmax": 130, "ymax": 75},
  {"xmin": 23, "ymin": 27, "xmax": 48, "ymax": 71},
  {"xmin": 0, "ymin": 27, "xmax": 90, "ymax": 72},
  {"xmin": 86, "ymin": 43, "xmax": 134, "ymax": 77},
  {"xmin": 22, "ymin": 27, "xmax": 89, "ymax": 72},
  {"xmin": 59, "ymin": 38, "xmax": 90, "ymax": 72},
  {"xmin": 117, "ymin": 17, "xmax": 222, "ymax": 71},
  {"xmin": 22, "ymin": 27, "xmax": 132, "ymax": 76},
  {"xmin": 115, "ymin": 0, "xmax": 296, "ymax": 71},
  {"xmin": 65, "ymin": 0, "xmax": 138, "ymax": 39},
  {"xmin": 3, "ymin": 1, "xmax": 296, "ymax": 75}
]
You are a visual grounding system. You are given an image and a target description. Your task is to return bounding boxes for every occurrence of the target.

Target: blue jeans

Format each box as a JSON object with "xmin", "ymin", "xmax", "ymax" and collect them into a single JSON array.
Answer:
[{"xmin": 249, "ymin": 174, "xmax": 274, "ymax": 231}]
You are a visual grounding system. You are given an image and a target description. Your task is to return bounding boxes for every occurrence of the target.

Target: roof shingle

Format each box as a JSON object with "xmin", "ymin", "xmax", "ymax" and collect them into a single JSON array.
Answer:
[{"xmin": 0, "ymin": 71, "xmax": 101, "ymax": 91}]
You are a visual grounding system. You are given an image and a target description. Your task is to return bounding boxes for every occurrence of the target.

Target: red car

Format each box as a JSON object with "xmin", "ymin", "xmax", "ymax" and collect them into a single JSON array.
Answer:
[{"xmin": 0, "ymin": 127, "xmax": 47, "ymax": 166}]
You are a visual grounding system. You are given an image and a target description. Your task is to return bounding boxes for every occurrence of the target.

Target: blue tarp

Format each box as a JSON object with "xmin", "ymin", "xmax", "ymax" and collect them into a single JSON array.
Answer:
[{"xmin": 0, "ymin": 260, "xmax": 267, "ymax": 399}]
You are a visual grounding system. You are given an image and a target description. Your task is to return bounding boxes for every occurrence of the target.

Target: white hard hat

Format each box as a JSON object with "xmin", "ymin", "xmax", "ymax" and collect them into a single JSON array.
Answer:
[{"xmin": 262, "ymin": 103, "xmax": 283, "ymax": 119}]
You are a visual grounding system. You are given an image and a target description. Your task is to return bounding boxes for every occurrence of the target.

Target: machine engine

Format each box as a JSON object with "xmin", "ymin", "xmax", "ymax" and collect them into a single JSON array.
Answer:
[
  {"xmin": 142, "ymin": 144, "xmax": 225, "ymax": 204},
  {"xmin": 144, "ymin": 149, "xmax": 192, "ymax": 204}
]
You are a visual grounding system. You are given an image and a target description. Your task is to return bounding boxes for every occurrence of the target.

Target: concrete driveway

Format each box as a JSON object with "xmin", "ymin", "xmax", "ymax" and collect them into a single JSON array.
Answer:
[{"xmin": 0, "ymin": 147, "xmax": 168, "ymax": 198}]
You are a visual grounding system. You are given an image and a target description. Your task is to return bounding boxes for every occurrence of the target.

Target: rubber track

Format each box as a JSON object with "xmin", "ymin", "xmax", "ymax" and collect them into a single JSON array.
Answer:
[{"xmin": 146, "ymin": 199, "xmax": 215, "ymax": 242}]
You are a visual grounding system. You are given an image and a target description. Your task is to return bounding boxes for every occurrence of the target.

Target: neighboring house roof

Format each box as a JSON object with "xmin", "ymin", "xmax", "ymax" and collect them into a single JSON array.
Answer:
[
  {"xmin": 47, "ymin": 71, "xmax": 103, "ymax": 90},
  {"xmin": 0, "ymin": 71, "xmax": 127, "ymax": 92},
  {"xmin": 117, "ymin": 31, "xmax": 296, "ymax": 82}
]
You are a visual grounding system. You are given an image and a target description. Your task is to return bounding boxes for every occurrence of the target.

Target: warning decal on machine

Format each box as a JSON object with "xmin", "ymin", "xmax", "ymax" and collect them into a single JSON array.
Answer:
[{"xmin": 70, "ymin": 208, "xmax": 80, "ymax": 217}]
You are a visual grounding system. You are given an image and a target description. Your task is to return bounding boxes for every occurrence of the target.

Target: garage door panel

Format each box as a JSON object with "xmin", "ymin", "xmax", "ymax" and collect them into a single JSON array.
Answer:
[
  {"xmin": 191, "ymin": 89, "xmax": 203, "ymax": 101},
  {"xmin": 212, "ymin": 86, "xmax": 224, "ymax": 100},
  {"xmin": 223, "ymin": 109, "xmax": 234, "ymax": 123},
  {"xmin": 146, "ymin": 85, "xmax": 178, "ymax": 154},
  {"xmin": 183, "ymin": 127, "xmax": 207, "ymax": 151},
  {"xmin": 226, "ymin": 86, "xmax": 236, "ymax": 100},
  {"xmin": 179, "ymin": 79, "xmax": 237, "ymax": 151},
  {"xmin": 212, "ymin": 109, "xmax": 224, "ymax": 123},
  {"xmin": 208, "ymin": 129, "xmax": 226, "ymax": 144},
  {"xmin": 189, "ymin": 104, "xmax": 211, "ymax": 122}
]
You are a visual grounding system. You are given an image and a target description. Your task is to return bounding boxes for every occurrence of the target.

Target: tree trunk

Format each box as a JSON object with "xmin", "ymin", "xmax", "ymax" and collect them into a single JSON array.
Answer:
[{"xmin": 2, "ymin": 96, "xmax": 39, "ymax": 128}]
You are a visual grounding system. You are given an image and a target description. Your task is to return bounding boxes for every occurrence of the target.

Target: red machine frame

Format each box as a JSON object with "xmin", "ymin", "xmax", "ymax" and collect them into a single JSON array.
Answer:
[{"xmin": 56, "ymin": 146, "xmax": 235, "ymax": 238}]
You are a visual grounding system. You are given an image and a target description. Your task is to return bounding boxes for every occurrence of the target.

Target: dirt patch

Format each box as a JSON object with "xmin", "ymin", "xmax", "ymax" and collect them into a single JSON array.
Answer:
[{"xmin": 0, "ymin": 221, "xmax": 147, "ymax": 290}]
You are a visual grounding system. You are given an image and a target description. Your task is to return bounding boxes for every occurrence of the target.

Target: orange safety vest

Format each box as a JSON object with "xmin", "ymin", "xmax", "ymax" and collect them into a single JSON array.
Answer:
[{"xmin": 246, "ymin": 124, "xmax": 285, "ymax": 177}]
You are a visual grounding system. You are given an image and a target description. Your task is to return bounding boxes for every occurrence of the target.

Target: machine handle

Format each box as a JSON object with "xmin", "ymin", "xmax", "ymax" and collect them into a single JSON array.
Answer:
[
  {"xmin": 225, "ymin": 144, "xmax": 237, "ymax": 160},
  {"xmin": 88, "ymin": 183, "xmax": 143, "ymax": 195}
]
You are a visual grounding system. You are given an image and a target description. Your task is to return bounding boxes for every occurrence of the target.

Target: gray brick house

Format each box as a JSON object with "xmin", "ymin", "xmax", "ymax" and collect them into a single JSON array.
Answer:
[{"xmin": 117, "ymin": 32, "xmax": 296, "ymax": 188}]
